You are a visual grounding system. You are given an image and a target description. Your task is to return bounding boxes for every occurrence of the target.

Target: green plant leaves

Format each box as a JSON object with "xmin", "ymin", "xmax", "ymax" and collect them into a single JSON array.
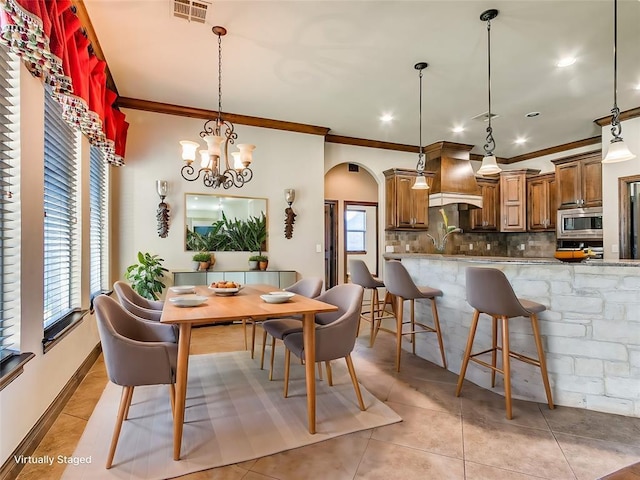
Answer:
[
  {"xmin": 185, "ymin": 212, "xmax": 267, "ymax": 252},
  {"xmin": 124, "ymin": 252, "xmax": 168, "ymax": 300}
]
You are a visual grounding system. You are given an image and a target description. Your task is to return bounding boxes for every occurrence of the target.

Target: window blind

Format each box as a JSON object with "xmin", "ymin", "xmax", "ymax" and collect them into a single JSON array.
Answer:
[
  {"xmin": 43, "ymin": 88, "xmax": 80, "ymax": 329},
  {"xmin": 0, "ymin": 44, "xmax": 19, "ymax": 361},
  {"xmin": 89, "ymin": 145, "xmax": 107, "ymax": 296}
]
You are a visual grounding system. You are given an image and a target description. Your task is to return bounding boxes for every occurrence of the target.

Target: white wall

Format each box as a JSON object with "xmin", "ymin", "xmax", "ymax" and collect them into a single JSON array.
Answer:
[
  {"xmin": 602, "ymin": 117, "xmax": 640, "ymax": 259},
  {"xmin": 0, "ymin": 64, "xmax": 100, "ymax": 465},
  {"xmin": 117, "ymin": 109, "xmax": 326, "ymax": 285}
]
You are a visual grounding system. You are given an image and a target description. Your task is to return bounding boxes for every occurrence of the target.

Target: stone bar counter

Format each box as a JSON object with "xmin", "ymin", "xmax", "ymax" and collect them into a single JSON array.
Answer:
[{"xmin": 384, "ymin": 253, "xmax": 640, "ymax": 418}]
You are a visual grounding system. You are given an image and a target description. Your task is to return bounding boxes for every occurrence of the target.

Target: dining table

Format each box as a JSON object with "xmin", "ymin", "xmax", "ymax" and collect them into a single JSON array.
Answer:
[{"xmin": 161, "ymin": 283, "xmax": 338, "ymax": 461}]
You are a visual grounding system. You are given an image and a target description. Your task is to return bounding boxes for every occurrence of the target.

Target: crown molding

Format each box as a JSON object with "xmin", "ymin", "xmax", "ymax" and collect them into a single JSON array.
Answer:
[
  {"xmin": 594, "ymin": 106, "xmax": 640, "ymax": 126},
  {"xmin": 504, "ymin": 136, "xmax": 601, "ymax": 163},
  {"xmin": 324, "ymin": 134, "xmax": 418, "ymax": 153}
]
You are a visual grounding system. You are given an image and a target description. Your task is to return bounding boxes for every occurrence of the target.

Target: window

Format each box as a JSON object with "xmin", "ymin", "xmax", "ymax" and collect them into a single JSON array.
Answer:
[
  {"xmin": 0, "ymin": 44, "xmax": 19, "ymax": 361},
  {"xmin": 89, "ymin": 145, "xmax": 108, "ymax": 296},
  {"xmin": 345, "ymin": 209, "xmax": 366, "ymax": 253},
  {"xmin": 43, "ymin": 88, "xmax": 80, "ymax": 329}
]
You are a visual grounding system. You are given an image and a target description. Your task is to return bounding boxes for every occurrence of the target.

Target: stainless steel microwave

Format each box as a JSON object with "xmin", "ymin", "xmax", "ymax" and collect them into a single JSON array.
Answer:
[{"xmin": 557, "ymin": 207, "xmax": 603, "ymax": 239}]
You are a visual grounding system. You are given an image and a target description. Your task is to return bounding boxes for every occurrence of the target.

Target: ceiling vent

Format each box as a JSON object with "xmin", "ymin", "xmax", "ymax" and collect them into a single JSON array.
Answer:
[
  {"xmin": 471, "ymin": 111, "xmax": 499, "ymax": 122},
  {"xmin": 173, "ymin": 0, "xmax": 210, "ymax": 23}
]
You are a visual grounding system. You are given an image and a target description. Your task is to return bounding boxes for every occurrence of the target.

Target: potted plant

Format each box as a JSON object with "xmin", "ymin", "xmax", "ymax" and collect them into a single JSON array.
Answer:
[
  {"xmin": 248, "ymin": 255, "xmax": 260, "ymax": 271},
  {"xmin": 193, "ymin": 252, "xmax": 211, "ymax": 271},
  {"xmin": 124, "ymin": 252, "xmax": 168, "ymax": 300},
  {"xmin": 256, "ymin": 255, "xmax": 268, "ymax": 271}
]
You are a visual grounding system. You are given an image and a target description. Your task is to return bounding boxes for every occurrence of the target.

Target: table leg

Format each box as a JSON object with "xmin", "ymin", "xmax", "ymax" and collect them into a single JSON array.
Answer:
[
  {"xmin": 173, "ymin": 323, "xmax": 192, "ymax": 460},
  {"xmin": 302, "ymin": 312, "xmax": 316, "ymax": 434}
]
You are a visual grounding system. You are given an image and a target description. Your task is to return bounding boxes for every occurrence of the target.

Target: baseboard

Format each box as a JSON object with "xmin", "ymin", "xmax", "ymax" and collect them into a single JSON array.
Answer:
[{"xmin": 0, "ymin": 343, "xmax": 102, "ymax": 480}]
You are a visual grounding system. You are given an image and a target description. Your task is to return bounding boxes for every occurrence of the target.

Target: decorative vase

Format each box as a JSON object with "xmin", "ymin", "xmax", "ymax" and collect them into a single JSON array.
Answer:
[
  {"xmin": 199, "ymin": 261, "xmax": 210, "ymax": 271},
  {"xmin": 209, "ymin": 254, "xmax": 216, "ymax": 269},
  {"xmin": 259, "ymin": 260, "xmax": 268, "ymax": 271},
  {"xmin": 192, "ymin": 261, "xmax": 200, "ymax": 271},
  {"xmin": 248, "ymin": 260, "xmax": 258, "ymax": 270}
]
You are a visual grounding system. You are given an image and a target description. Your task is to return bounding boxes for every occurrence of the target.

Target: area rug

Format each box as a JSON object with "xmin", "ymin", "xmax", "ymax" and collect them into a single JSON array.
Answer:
[{"xmin": 62, "ymin": 351, "xmax": 402, "ymax": 480}]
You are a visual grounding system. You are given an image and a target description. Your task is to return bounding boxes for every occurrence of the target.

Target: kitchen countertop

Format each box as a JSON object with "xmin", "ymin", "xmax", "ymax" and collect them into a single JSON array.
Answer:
[{"xmin": 383, "ymin": 253, "xmax": 640, "ymax": 267}]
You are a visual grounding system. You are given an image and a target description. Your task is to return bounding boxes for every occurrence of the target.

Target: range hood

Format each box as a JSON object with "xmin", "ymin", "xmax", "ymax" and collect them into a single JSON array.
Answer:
[{"xmin": 424, "ymin": 141, "xmax": 484, "ymax": 208}]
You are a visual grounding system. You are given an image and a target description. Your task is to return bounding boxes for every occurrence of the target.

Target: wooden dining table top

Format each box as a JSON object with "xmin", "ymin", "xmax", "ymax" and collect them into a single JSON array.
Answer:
[{"xmin": 161, "ymin": 284, "xmax": 337, "ymax": 325}]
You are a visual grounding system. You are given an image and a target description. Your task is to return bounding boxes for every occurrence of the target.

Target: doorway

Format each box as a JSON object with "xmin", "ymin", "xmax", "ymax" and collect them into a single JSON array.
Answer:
[
  {"xmin": 344, "ymin": 201, "xmax": 379, "ymax": 283},
  {"xmin": 619, "ymin": 175, "xmax": 640, "ymax": 259},
  {"xmin": 324, "ymin": 200, "xmax": 338, "ymax": 288}
]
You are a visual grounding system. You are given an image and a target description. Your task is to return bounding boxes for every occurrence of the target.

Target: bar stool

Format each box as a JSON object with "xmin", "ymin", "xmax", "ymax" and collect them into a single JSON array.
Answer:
[
  {"xmin": 348, "ymin": 259, "xmax": 394, "ymax": 347},
  {"xmin": 383, "ymin": 260, "xmax": 446, "ymax": 372},
  {"xmin": 456, "ymin": 267, "xmax": 554, "ymax": 419}
]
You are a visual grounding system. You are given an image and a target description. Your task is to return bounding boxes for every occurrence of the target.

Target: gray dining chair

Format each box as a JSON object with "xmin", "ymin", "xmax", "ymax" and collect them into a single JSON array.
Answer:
[
  {"xmin": 258, "ymin": 277, "xmax": 324, "ymax": 379},
  {"xmin": 383, "ymin": 260, "xmax": 446, "ymax": 372},
  {"xmin": 93, "ymin": 294, "xmax": 177, "ymax": 469},
  {"xmin": 113, "ymin": 280, "xmax": 164, "ymax": 322},
  {"xmin": 282, "ymin": 283, "xmax": 366, "ymax": 411}
]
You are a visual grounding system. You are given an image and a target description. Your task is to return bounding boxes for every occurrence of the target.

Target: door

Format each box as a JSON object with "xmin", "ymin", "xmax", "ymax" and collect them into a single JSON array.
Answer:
[
  {"xmin": 344, "ymin": 201, "xmax": 379, "ymax": 283},
  {"xmin": 324, "ymin": 201, "xmax": 338, "ymax": 288}
]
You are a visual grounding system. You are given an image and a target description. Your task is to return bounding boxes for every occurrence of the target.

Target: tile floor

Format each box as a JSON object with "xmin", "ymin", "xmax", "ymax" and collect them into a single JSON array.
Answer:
[{"xmin": 13, "ymin": 322, "xmax": 640, "ymax": 480}]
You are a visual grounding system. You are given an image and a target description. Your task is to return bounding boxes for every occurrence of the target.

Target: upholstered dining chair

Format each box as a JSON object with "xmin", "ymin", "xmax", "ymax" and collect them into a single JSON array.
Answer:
[
  {"xmin": 282, "ymin": 283, "xmax": 366, "ymax": 411},
  {"xmin": 113, "ymin": 280, "xmax": 164, "ymax": 322},
  {"xmin": 93, "ymin": 294, "xmax": 178, "ymax": 469},
  {"xmin": 258, "ymin": 277, "xmax": 324, "ymax": 379},
  {"xmin": 349, "ymin": 259, "xmax": 394, "ymax": 347},
  {"xmin": 383, "ymin": 260, "xmax": 447, "ymax": 372}
]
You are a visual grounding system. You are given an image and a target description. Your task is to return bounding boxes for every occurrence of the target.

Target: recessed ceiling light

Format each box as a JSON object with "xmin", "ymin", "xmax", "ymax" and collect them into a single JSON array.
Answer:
[
  {"xmin": 556, "ymin": 57, "xmax": 576, "ymax": 68},
  {"xmin": 635, "ymin": 83, "xmax": 640, "ymax": 90},
  {"xmin": 452, "ymin": 126, "xmax": 465, "ymax": 133},
  {"xmin": 380, "ymin": 113, "xmax": 394, "ymax": 122},
  {"xmin": 514, "ymin": 137, "xmax": 527, "ymax": 145},
  {"xmin": 525, "ymin": 111, "xmax": 541, "ymax": 118}
]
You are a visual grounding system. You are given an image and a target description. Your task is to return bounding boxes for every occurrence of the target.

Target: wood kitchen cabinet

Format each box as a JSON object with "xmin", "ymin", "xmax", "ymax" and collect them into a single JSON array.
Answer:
[
  {"xmin": 553, "ymin": 151, "xmax": 602, "ymax": 209},
  {"xmin": 527, "ymin": 172, "xmax": 557, "ymax": 231},
  {"xmin": 384, "ymin": 169, "xmax": 434, "ymax": 230},
  {"xmin": 469, "ymin": 177, "xmax": 499, "ymax": 231},
  {"xmin": 499, "ymin": 169, "xmax": 540, "ymax": 232}
]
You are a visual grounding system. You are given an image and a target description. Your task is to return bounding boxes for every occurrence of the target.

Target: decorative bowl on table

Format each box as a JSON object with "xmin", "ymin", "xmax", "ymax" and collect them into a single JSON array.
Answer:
[
  {"xmin": 168, "ymin": 294, "xmax": 208, "ymax": 307},
  {"xmin": 208, "ymin": 282, "xmax": 243, "ymax": 296},
  {"xmin": 260, "ymin": 292, "xmax": 295, "ymax": 304},
  {"xmin": 554, "ymin": 250, "xmax": 590, "ymax": 263},
  {"xmin": 169, "ymin": 285, "xmax": 196, "ymax": 294}
]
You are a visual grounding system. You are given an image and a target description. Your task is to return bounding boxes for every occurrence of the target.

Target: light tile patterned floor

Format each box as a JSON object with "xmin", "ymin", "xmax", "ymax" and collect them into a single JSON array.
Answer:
[{"xmin": 14, "ymin": 322, "xmax": 640, "ymax": 480}]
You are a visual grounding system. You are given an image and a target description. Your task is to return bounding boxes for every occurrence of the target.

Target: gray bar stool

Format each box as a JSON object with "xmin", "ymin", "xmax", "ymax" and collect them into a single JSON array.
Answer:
[
  {"xmin": 348, "ymin": 259, "xmax": 394, "ymax": 347},
  {"xmin": 383, "ymin": 260, "xmax": 446, "ymax": 372},
  {"xmin": 456, "ymin": 267, "xmax": 554, "ymax": 419}
]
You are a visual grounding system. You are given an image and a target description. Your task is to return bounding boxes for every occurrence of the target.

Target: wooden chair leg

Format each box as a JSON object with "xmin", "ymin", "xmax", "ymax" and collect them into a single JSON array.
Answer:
[
  {"xmin": 456, "ymin": 310, "xmax": 480, "ymax": 397},
  {"xmin": 283, "ymin": 348, "xmax": 291, "ymax": 398},
  {"xmin": 410, "ymin": 299, "xmax": 416, "ymax": 354},
  {"xmin": 107, "ymin": 386, "xmax": 133, "ymax": 469},
  {"xmin": 431, "ymin": 298, "xmax": 447, "ymax": 368},
  {"xmin": 269, "ymin": 336, "xmax": 276, "ymax": 381},
  {"xmin": 250, "ymin": 320, "xmax": 257, "ymax": 359},
  {"xmin": 501, "ymin": 316, "xmax": 513, "ymax": 420},
  {"xmin": 317, "ymin": 362, "xmax": 323, "ymax": 381},
  {"xmin": 325, "ymin": 361, "xmax": 333, "ymax": 386},
  {"xmin": 395, "ymin": 295, "xmax": 404, "ymax": 372},
  {"xmin": 491, "ymin": 315, "xmax": 498, "ymax": 388},
  {"xmin": 369, "ymin": 288, "xmax": 378, "ymax": 347},
  {"xmin": 123, "ymin": 386, "xmax": 134, "ymax": 420},
  {"xmin": 169, "ymin": 384, "xmax": 175, "ymax": 418},
  {"xmin": 345, "ymin": 354, "xmax": 366, "ymax": 411},
  {"xmin": 242, "ymin": 318, "xmax": 248, "ymax": 350},
  {"xmin": 530, "ymin": 313, "xmax": 554, "ymax": 410}
]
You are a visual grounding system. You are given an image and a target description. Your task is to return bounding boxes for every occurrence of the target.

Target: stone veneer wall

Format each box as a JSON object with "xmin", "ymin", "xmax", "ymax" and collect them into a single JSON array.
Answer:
[{"xmin": 386, "ymin": 255, "xmax": 640, "ymax": 417}]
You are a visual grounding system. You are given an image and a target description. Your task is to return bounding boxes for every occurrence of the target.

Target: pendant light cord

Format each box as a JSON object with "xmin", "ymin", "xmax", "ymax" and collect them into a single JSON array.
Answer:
[
  {"xmin": 417, "ymin": 67, "xmax": 424, "ymax": 172},
  {"xmin": 611, "ymin": 0, "xmax": 622, "ymax": 140},
  {"xmin": 484, "ymin": 17, "xmax": 496, "ymax": 156},
  {"xmin": 217, "ymin": 31, "xmax": 223, "ymax": 126}
]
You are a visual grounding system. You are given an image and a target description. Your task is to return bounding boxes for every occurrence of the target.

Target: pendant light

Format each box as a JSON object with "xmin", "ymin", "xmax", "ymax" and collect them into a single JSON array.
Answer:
[
  {"xmin": 602, "ymin": 0, "xmax": 636, "ymax": 163},
  {"xmin": 412, "ymin": 62, "xmax": 429, "ymax": 190},
  {"xmin": 477, "ymin": 9, "xmax": 502, "ymax": 176}
]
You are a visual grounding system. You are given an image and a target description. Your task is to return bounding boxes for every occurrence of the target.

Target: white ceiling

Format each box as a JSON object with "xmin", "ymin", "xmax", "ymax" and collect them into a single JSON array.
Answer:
[{"xmin": 84, "ymin": 0, "xmax": 640, "ymax": 159}]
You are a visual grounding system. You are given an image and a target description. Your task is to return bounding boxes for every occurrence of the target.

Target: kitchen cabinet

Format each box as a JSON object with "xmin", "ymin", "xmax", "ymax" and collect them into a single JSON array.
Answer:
[
  {"xmin": 553, "ymin": 151, "xmax": 602, "ymax": 209},
  {"xmin": 499, "ymin": 169, "xmax": 540, "ymax": 232},
  {"xmin": 173, "ymin": 270, "xmax": 297, "ymax": 288},
  {"xmin": 384, "ymin": 169, "xmax": 434, "ymax": 230},
  {"xmin": 469, "ymin": 177, "xmax": 499, "ymax": 231},
  {"xmin": 527, "ymin": 172, "xmax": 557, "ymax": 231}
]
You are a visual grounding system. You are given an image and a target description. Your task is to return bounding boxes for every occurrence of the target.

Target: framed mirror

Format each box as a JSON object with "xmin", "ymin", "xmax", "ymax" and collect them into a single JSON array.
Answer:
[{"xmin": 185, "ymin": 193, "xmax": 268, "ymax": 252}]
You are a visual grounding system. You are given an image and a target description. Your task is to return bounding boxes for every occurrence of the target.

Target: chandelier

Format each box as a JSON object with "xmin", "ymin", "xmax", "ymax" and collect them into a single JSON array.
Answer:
[
  {"xmin": 476, "ymin": 9, "xmax": 502, "ymax": 176},
  {"xmin": 412, "ymin": 62, "xmax": 430, "ymax": 190},
  {"xmin": 179, "ymin": 26, "xmax": 255, "ymax": 189},
  {"xmin": 602, "ymin": 0, "xmax": 635, "ymax": 163}
]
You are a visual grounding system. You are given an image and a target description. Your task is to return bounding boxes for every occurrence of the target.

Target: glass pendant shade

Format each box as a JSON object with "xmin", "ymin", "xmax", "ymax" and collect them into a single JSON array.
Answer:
[
  {"xmin": 180, "ymin": 140, "xmax": 199, "ymax": 162},
  {"xmin": 231, "ymin": 151, "xmax": 243, "ymax": 170},
  {"xmin": 236, "ymin": 144, "xmax": 255, "ymax": 167},
  {"xmin": 199, "ymin": 150, "xmax": 211, "ymax": 169},
  {"xmin": 412, "ymin": 175, "xmax": 429, "ymax": 190},
  {"xmin": 477, "ymin": 154, "xmax": 501, "ymax": 175},
  {"xmin": 204, "ymin": 135, "xmax": 224, "ymax": 156},
  {"xmin": 156, "ymin": 180, "xmax": 168, "ymax": 197},
  {"xmin": 602, "ymin": 139, "xmax": 637, "ymax": 163}
]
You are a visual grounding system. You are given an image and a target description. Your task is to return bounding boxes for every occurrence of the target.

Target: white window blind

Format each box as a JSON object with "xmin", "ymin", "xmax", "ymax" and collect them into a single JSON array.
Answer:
[
  {"xmin": 0, "ymin": 44, "xmax": 19, "ymax": 361},
  {"xmin": 89, "ymin": 145, "xmax": 107, "ymax": 296},
  {"xmin": 43, "ymin": 88, "xmax": 80, "ymax": 329}
]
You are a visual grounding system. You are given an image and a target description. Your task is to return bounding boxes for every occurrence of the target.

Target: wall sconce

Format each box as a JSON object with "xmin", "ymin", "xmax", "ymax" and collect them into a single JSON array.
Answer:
[
  {"xmin": 156, "ymin": 180, "xmax": 170, "ymax": 238},
  {"xmin": 284, "ymin": 188, "xmax": 296, "ymax": 239}
]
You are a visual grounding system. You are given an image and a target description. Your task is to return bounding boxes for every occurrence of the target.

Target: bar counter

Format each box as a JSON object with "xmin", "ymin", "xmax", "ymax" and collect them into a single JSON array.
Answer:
[{"xmin": 383, "ymin": 253, "xmax": 640, "ymax": 418}]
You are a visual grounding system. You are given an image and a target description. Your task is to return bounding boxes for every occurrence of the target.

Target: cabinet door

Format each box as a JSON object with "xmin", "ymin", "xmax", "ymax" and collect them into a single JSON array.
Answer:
[
  {"xmin": 385, "ymin": 176, "xmax": 397, "ymax": 229},
  {"xmin": 483, "ymin": 182, "xmax": 499, "ymax": 230},
  {"xmin": 581, "ymin": 157, "xmax": 602, "ymax": 207},
  {"xmin": 246, "ymin": 271, "xmax": 280, "ymax": 287},
  {"xmin": 396, "ymin": 175, "xmax": 414, "ymax": 228},
  {"xmin": 547, "ymin": 177, "xmax": 557, "ymax": 229},
  {"xmin": 556, "ymin": 162, "xmax": 581, "ymax": 209},
  {"xmin": 173, "ymin": 272, "xmax": 206, "ymax": 286},
  {"xmin": 411, "ymin": 187, "xmax": 429, "ymax": 228},
  {"xmin": 528, "ymin": 179, "xmax": 548, "ymax": 231},
  {"xmin": 500, "ymin": 174, "xmax": 526, "ymax": 232},
  {"xmin": 279, "ymin": 271, "xmax": 297, "ymax": 289}
]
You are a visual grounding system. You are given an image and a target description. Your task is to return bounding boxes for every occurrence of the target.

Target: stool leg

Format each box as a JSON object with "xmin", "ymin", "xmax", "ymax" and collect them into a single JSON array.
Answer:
[
  {"xmin": 410, "ymin": 299, "xmax": 416, "ymax": 355},
  {"xmin": 491, "ymin": 315, "xmax": 498, "ymax": 388},
  {"xmin": 395, "ymin": 295, "xmax": 404, "ymax": 372},
  {"xmin": 456, "ymin": 309, "xmax": 480, "ymax": 397},
  {"xmin": 431, "ymin": 298, "xmax": 447, "ymax": 369},
  {"xmin": 530, "ymin": 313, "xmax": 554, "ymax": 410},
  {"xmin": 369, "ymin": 288, "xmax": 378, "ymax": 347},
  {"xmin": 501, "ymin": 315, "xmax": 512, "ymax": 420}
]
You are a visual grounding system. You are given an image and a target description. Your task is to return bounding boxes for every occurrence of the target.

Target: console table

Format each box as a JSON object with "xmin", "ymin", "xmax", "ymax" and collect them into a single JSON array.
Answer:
[{"xmin": 172, "ymin": 270, "xmax": 297, "ymax": 289}]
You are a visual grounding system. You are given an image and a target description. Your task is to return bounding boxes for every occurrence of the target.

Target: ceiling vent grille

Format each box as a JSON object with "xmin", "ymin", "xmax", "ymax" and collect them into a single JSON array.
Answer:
[
  {"xmin": 471, "ymin": 111, "xmax": 499, "ymax": 122},
  {"xmin": 173, "ymin": 0, "xmax": 210, "ymax": 23}
]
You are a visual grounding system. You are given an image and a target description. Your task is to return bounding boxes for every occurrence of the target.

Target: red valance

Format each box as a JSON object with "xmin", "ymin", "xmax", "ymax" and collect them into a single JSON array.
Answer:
[{"xmin": 0, "ymin": 0, "xmax": 128, "ymax": 165}]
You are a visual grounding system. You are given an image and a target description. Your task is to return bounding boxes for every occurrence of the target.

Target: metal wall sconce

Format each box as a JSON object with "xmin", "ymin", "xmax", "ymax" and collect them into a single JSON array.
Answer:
[
  {"xmin": 284, "ymin": 188, "xmax": 296, "ymax": 239},
  {"xmin": 156, "ymin": 180, "xmax": 170, "ymax": 238}
]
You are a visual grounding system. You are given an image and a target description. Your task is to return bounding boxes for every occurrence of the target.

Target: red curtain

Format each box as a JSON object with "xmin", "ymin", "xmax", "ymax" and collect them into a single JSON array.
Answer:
[{"xmin": 0, "ymin": 0, "xmax": 128, "ymax": 165}]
